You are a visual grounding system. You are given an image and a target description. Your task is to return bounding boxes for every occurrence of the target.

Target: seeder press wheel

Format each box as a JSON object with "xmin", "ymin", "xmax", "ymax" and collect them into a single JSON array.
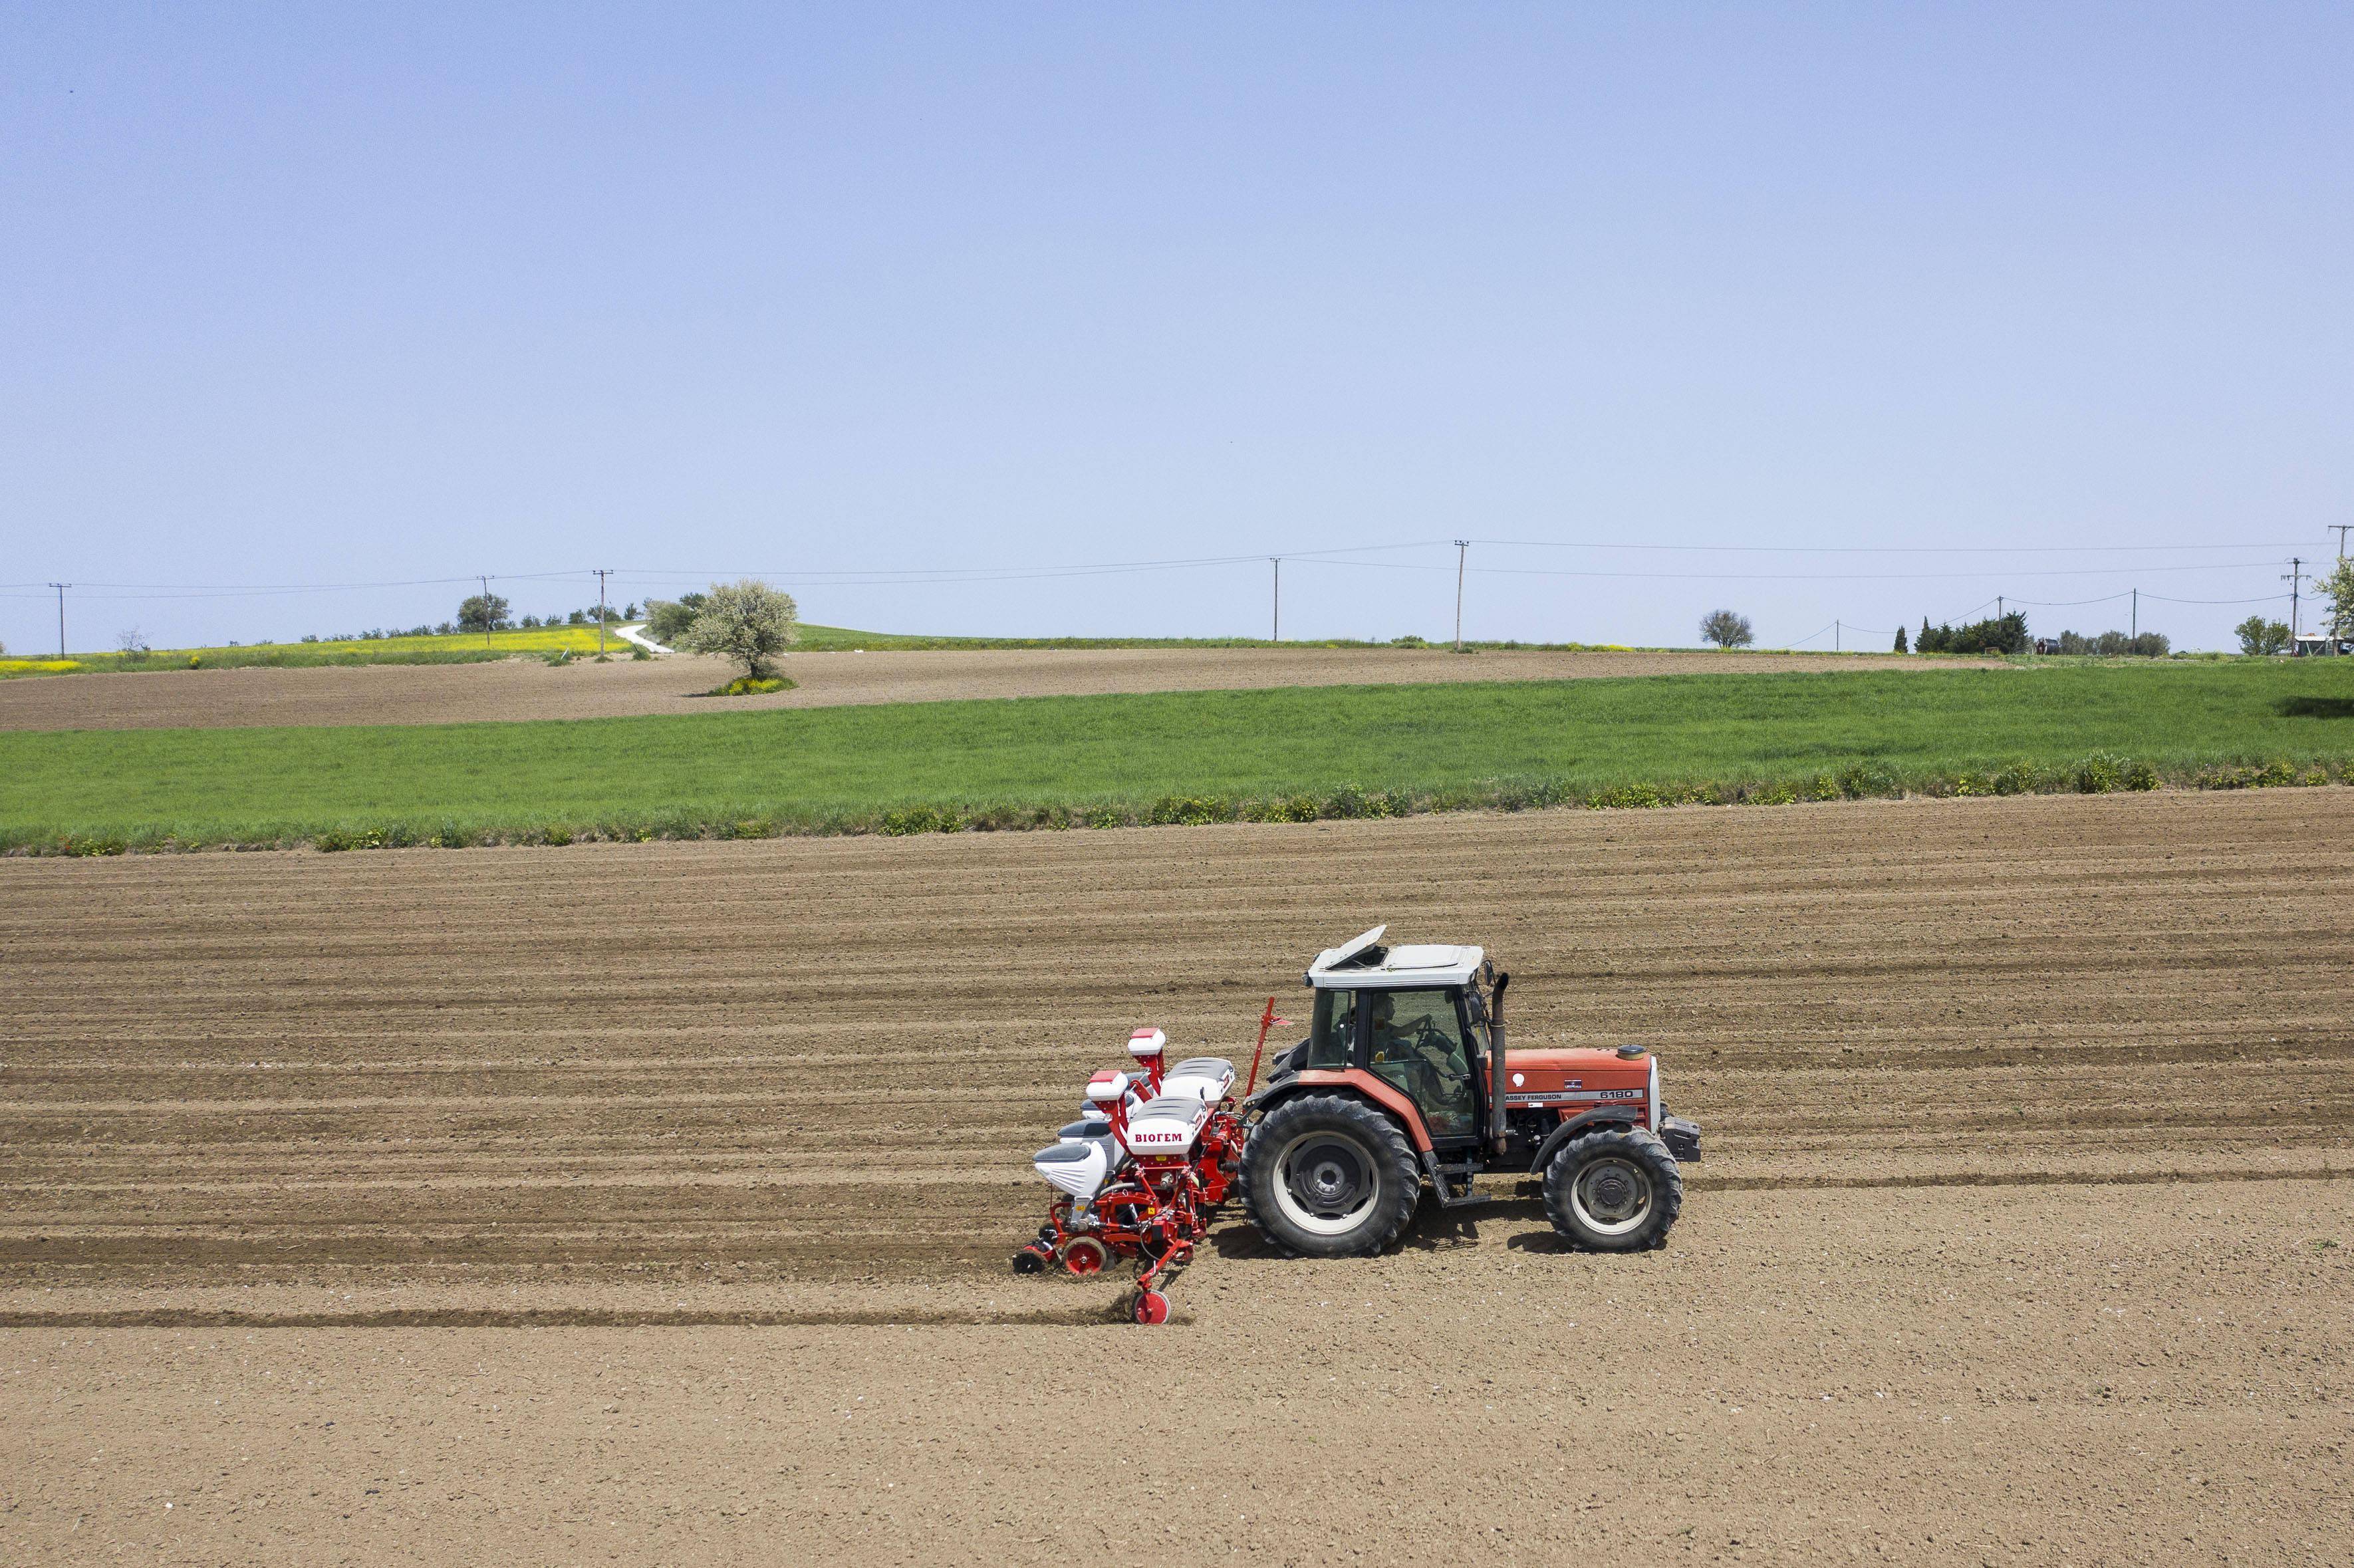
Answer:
[{"xmin": 1131, "ymin": 1289, "xmax": 1170, "ymax": 1326}]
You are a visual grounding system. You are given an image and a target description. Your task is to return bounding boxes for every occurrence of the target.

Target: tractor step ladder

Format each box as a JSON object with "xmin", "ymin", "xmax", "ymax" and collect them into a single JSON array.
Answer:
[{"xmin": 1423, "ymin": 1154, "xmax": 1490, "ymax": 1210}]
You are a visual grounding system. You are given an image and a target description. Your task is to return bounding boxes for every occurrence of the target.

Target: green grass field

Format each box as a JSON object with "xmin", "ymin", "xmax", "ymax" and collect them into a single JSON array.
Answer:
[{"xmin": 3, "ymin": 663, "xmax": 2349, "ymax": 853}]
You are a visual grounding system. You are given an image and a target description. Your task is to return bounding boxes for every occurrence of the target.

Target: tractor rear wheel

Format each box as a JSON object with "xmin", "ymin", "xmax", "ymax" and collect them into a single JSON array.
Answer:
[
  {"xmin": 1240, "ymin": 1094, "xmax": 1420, "ymax": 1257},
  {"xmin": 1541, "ymin": 1126, "xmax": 1682, "ymax": 1252}
]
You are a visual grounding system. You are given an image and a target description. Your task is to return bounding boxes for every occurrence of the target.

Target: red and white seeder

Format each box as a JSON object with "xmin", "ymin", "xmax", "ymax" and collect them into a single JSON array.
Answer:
[
  {"xmin": 1011, "ymin": 1023, "xmax": 1259, "ymax": 1324},
  {"xmin": 1015, "ymin": 928, "xmax": 1706, "ymax": 1325}
]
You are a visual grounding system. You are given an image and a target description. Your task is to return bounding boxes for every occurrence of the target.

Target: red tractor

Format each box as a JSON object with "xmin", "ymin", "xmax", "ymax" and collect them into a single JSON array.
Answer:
[
  {"xmin": 1238, "ymin": 926, "xmax": 1700, "ymax": 1258},
  {"xmin": 1014, "ymin": 929, "xmax": 1701, "ymax": 1320}
]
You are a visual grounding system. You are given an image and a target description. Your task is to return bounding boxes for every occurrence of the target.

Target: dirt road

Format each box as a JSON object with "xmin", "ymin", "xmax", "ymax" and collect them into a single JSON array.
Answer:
[
  {"xmin": 3, "ymin": 791, "xmax": 2349, "ymax": 1563},
  {"xmin": 0, "ymin": 645, "xmax": 1989, "ymax": 729}
]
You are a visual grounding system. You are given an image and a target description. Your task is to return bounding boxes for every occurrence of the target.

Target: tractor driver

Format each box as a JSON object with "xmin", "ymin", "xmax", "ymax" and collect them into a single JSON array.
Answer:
[{"xmin": 1367, "ymin": 991, "xmax": 1476, "ymax": 1138}]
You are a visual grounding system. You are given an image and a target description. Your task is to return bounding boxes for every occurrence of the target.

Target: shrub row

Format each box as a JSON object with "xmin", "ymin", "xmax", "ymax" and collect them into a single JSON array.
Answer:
[{"xmin": 6, "ymin": 753, "xmax": 2344, "ymax": 857}]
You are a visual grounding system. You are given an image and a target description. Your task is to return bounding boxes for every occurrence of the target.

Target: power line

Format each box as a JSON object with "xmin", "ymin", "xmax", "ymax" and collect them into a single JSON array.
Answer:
[
  {"xmin": 4, "ymin": 571, "xmax": 588, "ymax": 593},
  {"xmin": 7, "ymin": 537, "xmax": 2327, "ymax": 652},
  {"xmin": 1249, "ymin": 557, "xmax": 2287, "ymax": 584},
  {"xmin": 614, "ymin": 541, "xmax": 1452, "ymax": 585},
  {"xmin": 1432, "ymin": 559, "xmax": 2285, "ymax": 583},
  {"xmin": 7, "ymin": 531, "xmax": 2323, "ymax": 600},
  {"xmin": 1467, "ymin": 537, "xmax": 2317, "ymax": 555}
]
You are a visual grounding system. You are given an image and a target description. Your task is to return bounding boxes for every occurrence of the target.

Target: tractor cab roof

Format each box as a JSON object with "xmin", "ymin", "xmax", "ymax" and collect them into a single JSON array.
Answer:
[{"xmin": 1305, "ymin": 925, "xmax": 1485, "ymax": 991}]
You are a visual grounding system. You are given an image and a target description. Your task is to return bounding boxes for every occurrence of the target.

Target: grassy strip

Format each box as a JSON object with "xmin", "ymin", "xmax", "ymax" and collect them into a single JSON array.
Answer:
[{"xmin": 2, "ymin": 664, "xmax": 2348, "ymax": 855}]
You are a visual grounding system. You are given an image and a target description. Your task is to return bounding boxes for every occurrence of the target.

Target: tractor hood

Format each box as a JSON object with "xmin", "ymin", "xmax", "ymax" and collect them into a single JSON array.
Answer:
[{"xmin": 1492, "ymin": 1047, "xmax": 1653, "ymax": 1113}]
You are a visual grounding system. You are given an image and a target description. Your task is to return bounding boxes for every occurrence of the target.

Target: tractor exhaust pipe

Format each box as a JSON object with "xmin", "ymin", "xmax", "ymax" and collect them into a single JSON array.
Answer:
[{"xmin": 1487, "ymin": 970, "xmax": 1511, "ymax": 1156}]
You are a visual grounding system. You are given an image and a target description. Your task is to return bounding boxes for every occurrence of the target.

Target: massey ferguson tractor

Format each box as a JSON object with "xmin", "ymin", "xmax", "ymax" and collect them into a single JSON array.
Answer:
[{"xmin": 1015, "ymin": 927, "xmax": 1702, "ymax": 1323}]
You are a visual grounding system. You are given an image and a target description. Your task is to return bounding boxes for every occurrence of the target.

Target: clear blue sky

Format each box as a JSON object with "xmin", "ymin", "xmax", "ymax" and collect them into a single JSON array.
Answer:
[{"xmin": 4, "ymin": 3, "xmax": 2349, "ymax": 654}]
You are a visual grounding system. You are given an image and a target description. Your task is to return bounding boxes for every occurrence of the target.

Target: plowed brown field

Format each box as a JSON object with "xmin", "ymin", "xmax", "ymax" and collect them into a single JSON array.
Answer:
[
  {"xmin": 4, "ymin": 791, "xmax": 2350, "ymax": 1565},
  {"xmin": 0, "ymin": 644, "xmax": 1988, "ymax": 729}
]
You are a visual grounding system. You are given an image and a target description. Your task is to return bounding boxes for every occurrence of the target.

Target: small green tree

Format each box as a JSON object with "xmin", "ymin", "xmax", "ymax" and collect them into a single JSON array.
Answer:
[
  {"xmin": 680, "ymin": 579, "xmax": 799, "ymax": 678},
  {"xmin": 458, "ymin": 593, "xmax": 510, "ymax": 634},
  {"xmin": 1893, "ymin": 624, "xmax": 1908, "ymax": 653},
  {"xmin": 1699, "ymin": 608, "xmax": 1754, "ymax": 649},
  {"xmin": 2235, "ymin": 616, "xmax": 2292, "ymax": 655},
  {"xmin": 642, "ymin": 592, "xmax": 708, "ymax": 646}
]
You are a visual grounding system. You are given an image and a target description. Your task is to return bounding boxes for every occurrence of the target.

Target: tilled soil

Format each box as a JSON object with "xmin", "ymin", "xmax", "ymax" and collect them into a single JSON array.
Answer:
[
  {"xmin": 0, "ymin": 645, "xmax": 1989, "ymax": 729},
  {"xmin": 3, "ymin": 791, "xmax": 2350, "ymax": 1565}
]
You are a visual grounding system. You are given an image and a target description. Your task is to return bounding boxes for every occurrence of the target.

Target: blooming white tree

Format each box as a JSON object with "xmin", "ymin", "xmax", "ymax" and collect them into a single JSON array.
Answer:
[
  {"xmin": 680, "ymin": 579, "xmax": 800, "ymax": 679},
  {"xmin": 2317, "ymin": 557, "xmax": 2354, "ymax": 642}
]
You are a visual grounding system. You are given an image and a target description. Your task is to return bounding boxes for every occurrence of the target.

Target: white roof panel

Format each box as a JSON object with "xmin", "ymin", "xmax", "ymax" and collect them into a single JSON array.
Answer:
[{"xmin": 1305, "ymin": 934, "xmax": 1484, "ymax": 990}]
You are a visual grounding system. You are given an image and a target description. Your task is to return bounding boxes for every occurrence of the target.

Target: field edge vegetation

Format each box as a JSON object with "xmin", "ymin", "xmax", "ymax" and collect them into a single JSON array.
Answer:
[{"xmin": 6, "ymin": 752, "xmax": 2345, "ymax": 858}]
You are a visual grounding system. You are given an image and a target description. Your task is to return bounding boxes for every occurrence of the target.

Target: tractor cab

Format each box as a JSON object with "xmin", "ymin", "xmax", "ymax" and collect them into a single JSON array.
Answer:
[{"xmin": 1297, "ymin": 930, "xmax": 1490, "ymax": 1152}]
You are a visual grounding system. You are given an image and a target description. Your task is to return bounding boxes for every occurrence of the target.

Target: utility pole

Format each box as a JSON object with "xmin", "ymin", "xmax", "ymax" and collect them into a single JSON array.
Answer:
[
  {"xmin": 1996, "ymin": 595, "xmax": 2004, "ymax": 621},
  {"xmin": 1269, "ymin": 558, "xmax": 1280, "ymax": 642},
  {"xmin": 2284, "ymin": 559, "xmax": 2303, "ymax": 638},
  {"xmin": 477, "ymin": 575, "xmax": 493, "ymax": 650},
  {"xmin": 594, "ymin": 569, "xmax": 613, "ymax": 657},
  {"xmin": 2131, "ymin": 588, "xmax": 2138, "ymax": 640},
  {"xmin": 2332, "ymin": 524, "xmax": 2351, "ymax": 559},
  {"xmin": 49, "ymin": 583, "xmax": 69, "ymax": 658},
  {"xmin": 1834, "ymin": 620, "xmax": 1841, "ymax": 653},
  {"xmin": 1452, "ymin": 540, "xmax": 1469, "ymax": 650}
]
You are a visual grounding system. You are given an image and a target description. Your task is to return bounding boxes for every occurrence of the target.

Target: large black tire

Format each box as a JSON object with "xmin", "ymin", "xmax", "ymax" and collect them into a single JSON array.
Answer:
[
  {"xmin": 1240, "ymin": 1094, "xmax": 1421, "ymax": 1257},
  {"xmin": 1541, "ymin": 1126, "xmax": 1682, "ymax": 1252}
]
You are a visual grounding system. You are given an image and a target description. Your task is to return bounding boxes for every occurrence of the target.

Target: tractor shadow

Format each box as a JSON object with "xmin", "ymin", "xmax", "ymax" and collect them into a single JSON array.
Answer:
[
  {"xmin": 1205, "ymin": 1221, "xmax": 1283, "ymax": 1259},
  {"xmin": 1404, "ymin": 1191, "xmax": 1552, "ymax": 1253},
  {"xmin": 2278, "ymin": 696, "xmax": 2354, "ymax": 718},
  {"xmin": 1206, "ymin": 1192, "xmax": 1569, "ymax": 1258}
]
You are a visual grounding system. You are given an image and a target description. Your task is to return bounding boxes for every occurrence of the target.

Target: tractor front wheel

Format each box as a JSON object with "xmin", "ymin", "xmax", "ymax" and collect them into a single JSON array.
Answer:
[
  {"xmin": 1541, "ymin": 1126, "xmax": 1682, "ymax": 1252},
  {"xmin": 1240, "ymin": 1094, "xmax": 1420, "ymax": 1257}
]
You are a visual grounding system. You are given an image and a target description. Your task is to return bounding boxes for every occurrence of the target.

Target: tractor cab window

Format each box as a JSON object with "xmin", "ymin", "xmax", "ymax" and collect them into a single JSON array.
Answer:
[
  {"xmin": 1367, "ymin": 987, "xmax": 1478, "ymax": 1142},
  {"xmin": 1306, "ymin": 989, "xmax": 1357, "ymax": 1069}
]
